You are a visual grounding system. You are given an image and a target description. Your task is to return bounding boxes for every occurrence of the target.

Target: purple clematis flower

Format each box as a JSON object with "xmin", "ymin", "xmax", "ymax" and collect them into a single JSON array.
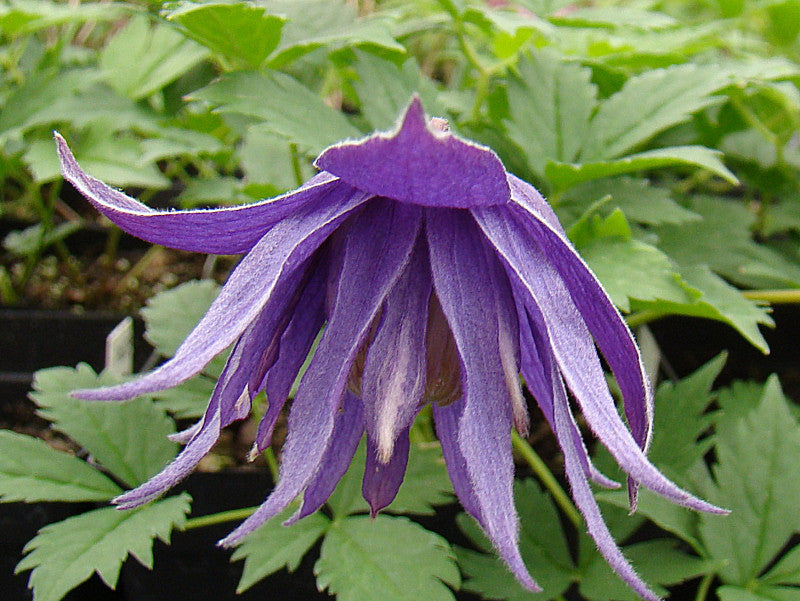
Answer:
[{"xmin": 56, "ymin": 97, "xmax": 724, "ymax": 601}]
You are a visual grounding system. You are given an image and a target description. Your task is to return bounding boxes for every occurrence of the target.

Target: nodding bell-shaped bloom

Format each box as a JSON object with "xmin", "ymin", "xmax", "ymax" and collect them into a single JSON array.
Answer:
[{"xmin": 57, "ymin": 96, "xmax": 725, "ymax": 601}]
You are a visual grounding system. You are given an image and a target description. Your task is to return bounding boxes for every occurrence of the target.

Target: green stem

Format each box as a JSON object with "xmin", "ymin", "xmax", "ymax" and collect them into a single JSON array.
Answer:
[
  {"xmin": 693, "ymin": 573, "xmax": 714, "ymax": 601},
  {"xmin": 289, "ymin": 143, "xmax": 304, "ymax": 188},
  {"xmin": 183, "ymin": 506, "xmax": 259, "ymax": 531},
  {"xmin": 263, "ymin": 447, "xmax": 280, "ymax": 483},
  {"xmin": 511, "ymin": 430, "xmax": 582, "ymax": 528},
  {"xmin": 743, "ymin": 289, "xmax": 800, "ymax": 304},
  {"xmin": 625, "ymin": 309, "xmax": 666, "ymax": 329}
]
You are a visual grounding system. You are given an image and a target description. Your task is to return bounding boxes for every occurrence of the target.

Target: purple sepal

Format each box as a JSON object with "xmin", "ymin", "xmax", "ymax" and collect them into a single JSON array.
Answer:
[
  {"xmin": 363, "ymin": 429, "xmax": 410, "ymax": 517},
  {"xmin": 315, "ymin": 96, "xmax": 510, "ymax": 208},
  {"xmin": 287, "ymin": 392, "xmax": 364, "ymax": 524},
  {"xmin": 218, "ymin": 200, "xmax": 423, "ymax": 548},
  {"xmin": 56, "ymin": 132, "xmax": 339, "ymax": 255}
]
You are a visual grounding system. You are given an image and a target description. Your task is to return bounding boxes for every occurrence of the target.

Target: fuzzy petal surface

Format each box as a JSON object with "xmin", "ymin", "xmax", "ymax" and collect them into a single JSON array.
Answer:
[
  {"xmin": 363, "ymin": 428, "xmax": 410, "ymax": 516},
  {"xmin": 361, "ymin": 240, "xmax": 431, "ymax": 462},
  {"xmin": 315, "ymin": 97, "xmax": 510, "ymax": 208},
  {"xmin": 74, "ymin": 189, "xmax": 370, "ymax": 401},
  {"xmin": 219, "ymin": 200, "xmax": 422, "ymax": 547},
  {"xmin": 428, "ymin": 208, "xmax": 539, "ymax": 592},
  {"xmin": 56, "ymin": 133, "xmax": 339, "ymax": 255},
  {"xmin": 476, "ymin": 207, "xmax": 724, "ymax": 514}
]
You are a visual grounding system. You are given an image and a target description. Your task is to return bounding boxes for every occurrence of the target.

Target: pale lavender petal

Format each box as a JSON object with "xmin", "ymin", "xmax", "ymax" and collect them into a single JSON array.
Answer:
[
  {"xmin": 253, "ymin": 260, "xmax": 328, "ymax": 454},
  {"xmin": 288, "ymin": 392, "xmax": 364, "ymax": 523},
  {"xmin": 363, "ymin": 429, "xmax": 410, "ymax": 517},
  {"xmin": 433, "ymin": 400, "xmax": 483, "ymax": 524},
  {"xmin": 476, "ymin": 208, "xmax": 725, "ymax": 514},
  {"xmin": 428, "ymin": 208, "xmax": 539, "ymax": 592},
  {"xmin": 315, "ymin": 96, "xmax": 510, "ymax": 208},
  {"xmin": 74, "ymin": 189, "xmax": 370, "ymax": 401},
  {"xmin": 551, "ymin": 378, "xmax": 660, "ymax": 601},
  {"xmin": 219, "ymin": 200, "xmax": 423, "ymax": 547},
  {"xmin": 361, "ymin": 241, "xmax": 431, "ymax": 462},
  {"xmin": 168, "ymin": 420, "xmax": 202, "ymax": 444},
  {"xmin": 56, "ymin": 132, "xmax": 338, "ymax": 255},
  {"xmin": 506, "ymin": 174, "xmax": 564, "ymax": 235},
  {"xmin": 517, "ymin": 298, "xmax": 619, "ymax": 489},
  {"xmin": 509, "ymin": 197, "xmax": 653, "ymax": 455}
]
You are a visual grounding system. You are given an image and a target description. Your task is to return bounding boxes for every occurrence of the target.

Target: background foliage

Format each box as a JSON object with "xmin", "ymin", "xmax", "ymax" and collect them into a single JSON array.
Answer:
[{"xmin": 2, "ymin": 1, "xmax": 800, "ymax": 600}]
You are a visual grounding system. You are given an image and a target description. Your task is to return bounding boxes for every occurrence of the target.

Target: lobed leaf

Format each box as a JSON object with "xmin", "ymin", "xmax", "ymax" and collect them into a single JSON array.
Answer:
[
  {"xmin": 16, "ymin": 494, "xmax": 191, "ymax": 601},
  {"xmin": 315, "ymin": 514, "xmax": 460, "ymax": 601},
  {"xmin": 30, "ymin": 364, "xmax": 177, "ymax": 489},
  {"xmin": 0, "ymin": 430, "xmax": 122, "ymax": 503}
]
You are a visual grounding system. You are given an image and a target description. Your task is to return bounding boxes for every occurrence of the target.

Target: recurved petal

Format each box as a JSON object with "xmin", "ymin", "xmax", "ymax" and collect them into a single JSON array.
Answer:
[
  {"xmin": 508, "ymin": 198, "xmax": 653, "ymax": 455},
  {"xmin": 56, "ymin": 132, "xmax": 339, "ymax": 255},
  {"xmin": 287, "ymin": 391, "xmax": 364, "ymax": 523},
  {"xmin": 73, "ymin": 189, "xmax": 370, "ymax": 401},
  {"xmin": 517, "ymin": 301, "xmax": 619, "ymax": 489},
  {"xmin": 477, "ymin": 207, "xmax": 724, "ymax": 514},
  {"xmin": 427, "ymin": 208, "xmax": 539, "ymax": 592},
  {"xmin": 315, "ymin": 96, "xmax": 510, "ymax": 208},
  {"xmin": 218, "ymin": 200, "xmax": 423, "ymax": 547},
  {"xmin": 361, "ymin": 240, "xmax": 431, "ymax": 462},
  {"xmin": 113, "ymin": 312, "xmax": 270, "ymax": 509},
  {"xmin": 552, "ymin": 380, "xmax": 660, "ymax": 601},
  {"xmin": 363, "ymin": 428, "xmax": 410, "ymax": 517}
]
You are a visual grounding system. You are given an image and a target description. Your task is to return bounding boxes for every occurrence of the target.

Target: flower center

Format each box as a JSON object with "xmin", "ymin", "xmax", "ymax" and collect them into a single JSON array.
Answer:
[{"xmin": 346, "ymin": 294, "xmax": 462, "ymax": 407}]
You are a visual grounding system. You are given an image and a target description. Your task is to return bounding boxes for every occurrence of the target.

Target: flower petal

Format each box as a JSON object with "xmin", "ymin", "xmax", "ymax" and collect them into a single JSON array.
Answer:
[
  {"xmin": 113, "ymin": 309, "xmax": 275, "ymax": 509},
  {"xmin": 475, "ymin": 207, "xmax": 725, "ymax": 514},
  {"xmin": 517, "ymin": 298, "xmax": 619, "ymax": 489},
  {"xmin": 315, "ymin": 96, "xmax": 510, "ymax": 208},
  {"xmin": 252, "ymin": 260, "xmax": 328, "ymax": 455},
  {"xmin": 433, "ymin": 400, "xmax": 483, "ymax": 524},
  {"xmin": 509, "ymin": 196, "xmax": 653, "ymax": 455},
  {"xmin": 287, "ymin": 391, "xmax": 364, "ymax": 524},
  {"xmin": 427, "ymin": 208, "xmax": 539, "ymax": 592},
  {"xmin": 363, "ymin": 428, "xmax": 410, "ymax": 517},
  {"xmin": 74, "ymin": 189, "xmax": 370, "ymax": 401},
  {"xmin": 552, "ymin": 374, "xmax": 660, "ymax": 601},
  {"xmin": 219, "ymin": 200, "xmax": 423, "ymax": 547},
  {"xmin": 361, "ymin": 240, "xmax": 431, "ymax": 462},
  {"xmin": 56, "ymin": 132, "xmax": 339, "ymax": 255}
]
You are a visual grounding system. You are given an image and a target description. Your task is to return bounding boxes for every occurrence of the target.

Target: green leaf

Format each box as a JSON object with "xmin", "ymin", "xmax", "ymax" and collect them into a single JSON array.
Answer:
[
  {"xmin": 17, "ymin": 494, "xmax": 191, "ymax": 601},
  {"xmin": 100, "ymin": 15, "xmax": 208, "ymax": 100},
  {"xmin": 632, "ymin": 264, "xmax": 773, "ymax": 353},
  {"xmin": 315, "ymin": 514, "xmax": 460, "ymax": 601},
  {"xmin": 0, "ymin": 1, "xmax": 130, "ymax": 36},
  {"xmin": 137, "ymin": 127, "xmax": 223, "ymax": 165},
  {"xmin": 505, "ymin": 51, "xmax": 597, "ymax": 179},
  {"xmin": 0, "ymin": 430, "xmax": 122, "ymax": 503},
  {"xmin": 558, "ymin": 177, "xmax": 700, "ymax": 227},
  {"xmin": 351, "ymin": 50, "xmax": 444, "ymax": 131},
  {"xmin": 30, "ymin": 364, "xmax": 177, "ymax": 488},
  {"xmin": 580, "ymin": 235, "xmax": 690, "ymax": 312},
  {"xmin": 549, "ymin": 7, "xmax": 678, "ymax": 29},
  {"xmin": 190, "ymin": 71, "xmax": 361, "ymax": 154},
  {"xmin": 579, "ymin": 539, "xmax": 709, "ymax": 601},
  {"xmin": 699, "ymin": 376, "xmax": 800, "ymax": 584},
  {"xmin": 762, "ymin": 544, "xmax": 800, "ymax": 586},
  {"xmin": 3, "ymin": 222, "xmax": 81, "ymax": 257},
  {"xmin": 654, "ymin": 196, "xmax": 800, "ymax": 290},
  {"xmin": 261, "ymin": 0, "xmax": 403, "ymax": 67},
  {"xmin": 457, "ymin": 479, "xmax": 575, "ymax": 599},
  {"xmin": 141, "ymin": 279, "xmax": 221, "ymax": 358},
  {"xmin": 546, "ymin": 145, "xmax": 737, "ymax": 192},
  {"xmin": 232, "ymin": 505, "xmax": 330, "ymax": 592},
  {"xmin": 579, "ymin": 64, "xmax": 730, "ymax": 161},
  {"xmin": 166, "ymin": 2, "xmax": 285, "ymax": 68},
  {"xmin": 718, "ymin": 584, "xmax": 800, "ymax": 601}
]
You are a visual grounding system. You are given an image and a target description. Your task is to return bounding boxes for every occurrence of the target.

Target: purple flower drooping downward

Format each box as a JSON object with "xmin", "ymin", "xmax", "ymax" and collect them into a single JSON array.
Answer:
[{"xmin": 57, "ymin": 97, "xmax": 725, "ymax": 600}]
